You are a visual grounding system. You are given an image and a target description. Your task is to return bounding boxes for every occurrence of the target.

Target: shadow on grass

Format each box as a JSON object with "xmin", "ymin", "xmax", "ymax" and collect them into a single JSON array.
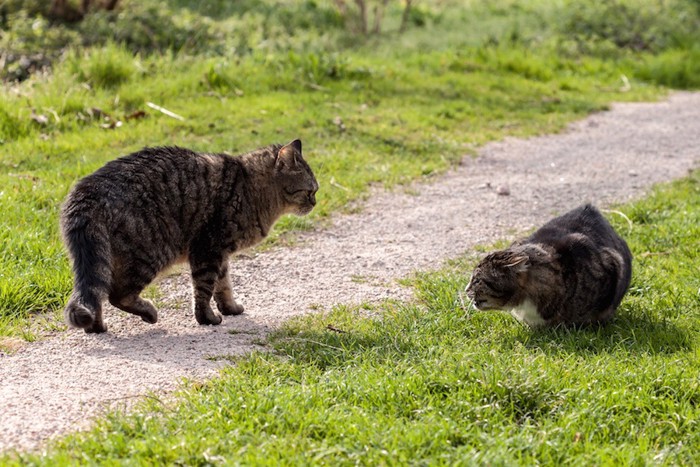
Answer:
[{"xmin": 518, "ymin": 309, "xmax": 693, "ymax": 356}]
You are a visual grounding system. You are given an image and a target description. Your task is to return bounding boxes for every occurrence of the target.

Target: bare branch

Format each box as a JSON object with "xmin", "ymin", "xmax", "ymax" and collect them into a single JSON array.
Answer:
[
  {"xmin": 354, "ymin": 0, "xmax": 368, "ymax": 35},
  {"xmin": 372, "ymin": 0, "xmax": 390, "ymax": 34},
  {"xmin": 400, "ymin": 0, "xmax": 414, "ymax": 33}
]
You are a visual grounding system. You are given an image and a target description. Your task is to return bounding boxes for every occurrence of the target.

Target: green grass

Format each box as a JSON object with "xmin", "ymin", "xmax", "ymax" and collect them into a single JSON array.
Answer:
[
  {"xmin": 5, "ymin": 171, "xmax": 698, "ymax": 465},
  {"xmin": 4, "ymin": 0, "xmax": 690, "ymax": 339}
]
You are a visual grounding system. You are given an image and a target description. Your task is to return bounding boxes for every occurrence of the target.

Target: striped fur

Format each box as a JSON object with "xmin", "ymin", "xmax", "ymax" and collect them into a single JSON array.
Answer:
[
  {"xmin": 465, "ymin": 204, "xmax": 632, "ymax": 327},
  {"xmin": 60, "ymin": 140, "xmax": 318, "ymax": 333}
]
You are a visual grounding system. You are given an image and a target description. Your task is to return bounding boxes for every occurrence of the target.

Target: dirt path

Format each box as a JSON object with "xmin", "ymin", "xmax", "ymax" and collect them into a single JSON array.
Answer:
[{"xmin": 1, "ymin": 92, "xmax": 698, "ymax": 453}]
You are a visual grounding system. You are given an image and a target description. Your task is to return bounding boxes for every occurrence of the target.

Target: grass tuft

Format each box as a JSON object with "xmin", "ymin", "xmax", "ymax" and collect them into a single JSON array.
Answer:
[{"xmin": 67, "ymin": 43, "xmax": 139, "ymax": 89}]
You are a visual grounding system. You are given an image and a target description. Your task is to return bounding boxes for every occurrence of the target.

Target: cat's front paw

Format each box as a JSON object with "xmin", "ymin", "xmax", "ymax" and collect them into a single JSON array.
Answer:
[
  {"xmin": 138, "ymin": 305, "xmax": 158, "ymax": 324},
  {"xmin": 195, "ymin": 305, "xmax": 223, "ymax": 326}
]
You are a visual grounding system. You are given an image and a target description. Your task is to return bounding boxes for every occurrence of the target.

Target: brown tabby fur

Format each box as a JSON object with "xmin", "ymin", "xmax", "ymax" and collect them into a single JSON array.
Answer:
[
  {"xmin": 60, "ymin": 139, "xmax": 318, "ymax": 333},
  {"xmin": 466, "ymin": 204, "xmax": 632, "ymax": 328}
]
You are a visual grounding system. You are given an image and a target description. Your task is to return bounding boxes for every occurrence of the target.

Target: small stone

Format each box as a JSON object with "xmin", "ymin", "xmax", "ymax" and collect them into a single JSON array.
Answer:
[
  {"xmin": 496, "ymin": 185, "xmax": 510, "ymax": 196},
  {"xmin": 332, "ymin": 116, "xmax": 346, "ymax": 132}
]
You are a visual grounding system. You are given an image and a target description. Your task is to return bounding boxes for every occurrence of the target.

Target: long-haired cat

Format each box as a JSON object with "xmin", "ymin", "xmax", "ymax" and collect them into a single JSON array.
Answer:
[
  {"xmin": 466, "ymin": 204, "xmax": 632, "ymax": 327},
  {"xmin": 61, "ymin": 139, "xmax": 318, "ymax": 333}
]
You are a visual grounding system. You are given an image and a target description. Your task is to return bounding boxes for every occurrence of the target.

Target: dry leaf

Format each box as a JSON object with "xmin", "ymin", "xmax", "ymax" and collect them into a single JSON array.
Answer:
[
  {"xmin": 125, "ymin": 110, "xmax": 147, "ymax": 121},
  {"xmin": 30, "ymin": 112, "xmax": 49, "ymax": 125}
]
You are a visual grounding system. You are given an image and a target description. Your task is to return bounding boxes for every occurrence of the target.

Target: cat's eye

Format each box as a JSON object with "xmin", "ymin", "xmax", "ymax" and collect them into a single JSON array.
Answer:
[{"xmin": 284, "ymin": 188, "xmax": 316, "ymax": 205}]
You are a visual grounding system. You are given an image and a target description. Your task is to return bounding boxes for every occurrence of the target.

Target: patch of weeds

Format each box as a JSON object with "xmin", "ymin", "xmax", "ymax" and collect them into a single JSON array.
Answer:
[
  {"xmin": 250, "ymin": 337, "xmax": 268, "ymax": 347},
  {"xmin": 632, "ymin": 47, "xmax": 700, "ymax": 89},
  {"xmin": 554, "ymin": 0, "xmax": 699, "ymax": 56},
  {"xmin": 67, "ymin": 43, "xmax": 139, "ymax": 89},
  {"xmin": 351, "ymin": 274, "xmax": 369, "ymax": 284}
]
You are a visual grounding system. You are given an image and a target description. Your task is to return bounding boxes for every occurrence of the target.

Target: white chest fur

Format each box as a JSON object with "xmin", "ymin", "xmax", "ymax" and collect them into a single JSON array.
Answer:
[{"xmin": 510, "ymin": 298, "xmax": 547, "ymax": 327}]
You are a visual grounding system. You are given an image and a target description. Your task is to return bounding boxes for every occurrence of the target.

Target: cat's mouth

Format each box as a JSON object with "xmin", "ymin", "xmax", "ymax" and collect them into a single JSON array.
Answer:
[
  {"xmin": 473, "ymin": 298, "xmax": 496, "ymax": 311},
  {"xmin": 294, "ymin": 203, "xmax": 315, "ymax": 215}
]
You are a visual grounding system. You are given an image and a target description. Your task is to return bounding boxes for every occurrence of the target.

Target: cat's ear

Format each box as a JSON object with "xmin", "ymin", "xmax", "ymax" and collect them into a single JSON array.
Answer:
[
  {"xmin": 508, "ymin": 244, "xmax": 552, "ymax": 272},
  {"xmin": 289, "ymin": 139, "xmax": 302, "ymax": 153},
  {"xmin": 276, "ymin": 139, "xmax": 303, "ymax": 168},
  {"xmin": 505, "ymin": 254, "xmax": 529, "ymax": 272}
]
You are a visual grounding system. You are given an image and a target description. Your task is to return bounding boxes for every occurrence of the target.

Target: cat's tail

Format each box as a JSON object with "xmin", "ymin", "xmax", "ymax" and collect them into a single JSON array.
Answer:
[{"xmin": 61, "ymin": 211, "xmax": 112, "ymax": 329}]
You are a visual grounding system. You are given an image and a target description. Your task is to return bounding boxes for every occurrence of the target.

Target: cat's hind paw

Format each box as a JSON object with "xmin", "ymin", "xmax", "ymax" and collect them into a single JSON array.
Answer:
[
  {"xmin": 84, "ymin": 321, "xmax": 107, "ymax": 333},
  {"xmin": 216, "ymin": 300, "xmax": 244, "ymax": 316},
  {"xmin": 195, "ymin": 305, "xmax": 223, "ymax": 326}
]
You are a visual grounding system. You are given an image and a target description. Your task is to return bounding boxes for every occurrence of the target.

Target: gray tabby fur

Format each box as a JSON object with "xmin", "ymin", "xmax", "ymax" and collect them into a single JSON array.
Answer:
[
  {"xmin": 466, "ymin": 204, "xmax": 632, "ymax": 328},
  {"xmin": 60, "ymin": 139, "xmax": 318, "ymax": 333}
]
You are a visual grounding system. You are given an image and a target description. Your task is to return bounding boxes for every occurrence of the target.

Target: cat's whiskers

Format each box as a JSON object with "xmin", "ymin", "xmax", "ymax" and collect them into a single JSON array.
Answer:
[{"xmin": 457, "ymin": 272, "xmax": 477, "ymax": 318}]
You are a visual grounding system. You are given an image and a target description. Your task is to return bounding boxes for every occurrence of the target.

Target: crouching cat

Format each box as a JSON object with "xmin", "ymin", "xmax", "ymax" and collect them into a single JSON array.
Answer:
[
  {"xmin": 61, "ymin": 139, "xmax": 318, "ymax": 333},
  {"xmin": 466, "ymin": 204, "xmax": 632, "ymax": 327}
]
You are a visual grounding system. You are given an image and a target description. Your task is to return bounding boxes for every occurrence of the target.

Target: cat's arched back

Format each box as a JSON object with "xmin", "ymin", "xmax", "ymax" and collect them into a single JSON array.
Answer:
[{"xmin": 466, "ymin": 204, "xmax": 632, "ymax": 327}]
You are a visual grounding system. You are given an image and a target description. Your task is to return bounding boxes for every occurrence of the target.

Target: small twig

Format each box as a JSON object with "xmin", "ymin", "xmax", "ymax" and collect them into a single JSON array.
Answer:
[
  {"xmin": 297, "ymin": 338, "xmax": 344, "ymax": 351},
  {"xmin": 640, "ymin": 251, "xmax": 671, "ymax": 258},
  {"xmin": 620, "ymin": 74, "xmax": 631, "ymax": 92},
  {"xmin": 146, "ymin": 102, "xmax": 185, "ymax": 121},
  {"xmin": 98, "ymin": 393, "xmax": 163, "ymax": 404},
  {"xmin": 46, "ymin": 108, "xmax": 61, "ymax": 123},
  {"xmin": 329, "ymin": 177, "xmax": 350, "ymax": 191},
  {"xmin": 306, "ymin": 82, "xmax": 329, "ymax": 92},
  {"xmin": 326, "ymin": 324, "xmax": 347, "ymax": 334}
]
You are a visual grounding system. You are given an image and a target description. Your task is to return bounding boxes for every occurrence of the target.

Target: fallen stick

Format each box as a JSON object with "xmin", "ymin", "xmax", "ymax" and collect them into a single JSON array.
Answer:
[{"xmin": 146, "ymin": 102, "xmax": 185, "ymax": 121}]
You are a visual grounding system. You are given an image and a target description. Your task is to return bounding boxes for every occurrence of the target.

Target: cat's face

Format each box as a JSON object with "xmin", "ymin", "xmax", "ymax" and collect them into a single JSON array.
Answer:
[
  {"xmin": 465, "ymin": 251, "xmax": 525, "ymax": 311},
  {"xmin": 275, "ymin": 140, "xmax": 319, "ymax": 216}
]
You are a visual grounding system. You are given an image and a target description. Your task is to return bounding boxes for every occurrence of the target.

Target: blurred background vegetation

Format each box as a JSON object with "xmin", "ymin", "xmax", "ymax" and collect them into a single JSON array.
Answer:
[{"xmin": 1, "ymin": 0, "xmax": 699, "ymax": 85}]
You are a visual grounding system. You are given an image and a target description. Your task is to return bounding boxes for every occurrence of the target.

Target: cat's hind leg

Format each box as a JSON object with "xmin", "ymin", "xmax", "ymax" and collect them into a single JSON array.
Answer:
[
  {"xmin": 108, "ymin": 271, "xmax": 159, "ymax": 324},
  {"xmin": 108, "ymin": 291, "xmax": 159, "ymax": 324},
  {"xmin": 213, "ymin": 261, "xmax": 244, "ymax": 316},
  {"xmin": 107, "ymin": 250, "xmax": 164, "ymax": 324}
]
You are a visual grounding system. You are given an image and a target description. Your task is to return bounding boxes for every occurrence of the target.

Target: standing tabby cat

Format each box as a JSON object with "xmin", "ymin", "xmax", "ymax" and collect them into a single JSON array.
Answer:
[
  {"xmin": 466, "ymin": 204, "xmax": 632, "ymax": 327},
  {"xmin": 61, "ymin": 139, "xmax": 318, "ymax": 333}
]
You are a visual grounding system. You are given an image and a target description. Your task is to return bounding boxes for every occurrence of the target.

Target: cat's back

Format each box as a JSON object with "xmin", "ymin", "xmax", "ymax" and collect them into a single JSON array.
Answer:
[
  {"xmin": 528, "ymin": 204, "xmax": 627, "ymax": 253},
  {"xmin": 73, "ymin": 146, "xmax": 204, "ymax": 194},
  {"xmin": 64, "ymin": 146, "xmax": 233, "ymax": 217}
]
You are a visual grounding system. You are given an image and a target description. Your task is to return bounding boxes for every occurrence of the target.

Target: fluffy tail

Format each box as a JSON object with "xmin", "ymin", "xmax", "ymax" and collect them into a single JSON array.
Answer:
[{"xmin": 61, "ymin": 211, "xmax": 112, "ymax": 329}]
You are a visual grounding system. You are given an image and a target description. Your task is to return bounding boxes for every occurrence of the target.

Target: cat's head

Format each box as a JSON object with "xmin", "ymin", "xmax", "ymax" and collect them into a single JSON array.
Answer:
[
  {"xmin": 465, "ymin": 244, "xmax": 550, "ymax": 311},
  {"xmin": 274, "ymin": 139, "xmax": 319, "ymax": 216}
]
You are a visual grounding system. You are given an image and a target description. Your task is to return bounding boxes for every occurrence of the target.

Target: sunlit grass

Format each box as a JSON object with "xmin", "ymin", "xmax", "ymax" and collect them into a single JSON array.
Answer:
[{"xmin": 6, "ymin": 172, "xmax": 698, "ymax": 465}]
